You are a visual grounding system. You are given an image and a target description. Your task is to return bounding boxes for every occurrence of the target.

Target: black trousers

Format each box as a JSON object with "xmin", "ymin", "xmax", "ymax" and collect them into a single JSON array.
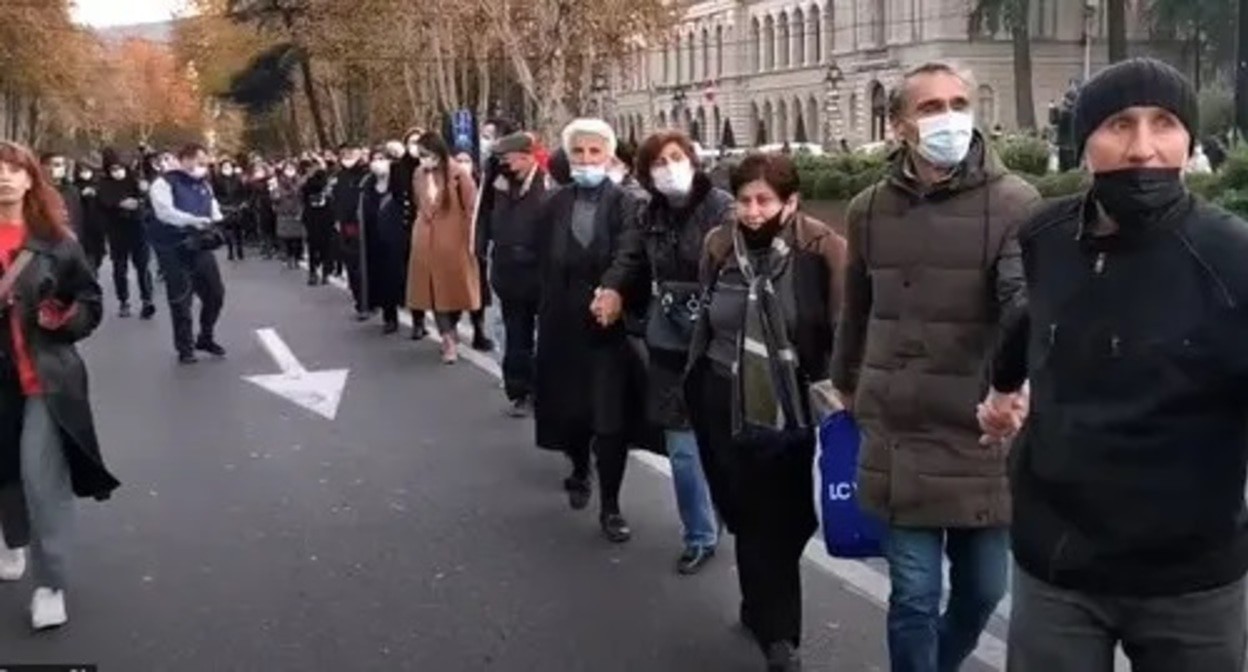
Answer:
[
  {"xmin": 107, "ymin": 229, "xmax": 153, "ymax": 305},
  {"xmin": 567, "ymin": 433, "xmax": 628, "ymax": 515},
  {"xmin": 282, "ymin": 238, "xmax": 302, "ymax": 267},
  {"xmin": 225, "ymin": 215, "xmax": 246, "ymax": 260},
  {"xmin": 306, "ymin": 232, "xmax": 332, "ymax": 278},
  {"xmin": 340, "ymin": 232, "xmax": 362, "ymax": 310},
  {"xmin": 500, "ymin": 297, "xmax": 538, "ymax": 401},
  {"xmin": 156, "ymin": 246, "xmax": 225, "ymax": 355},
  {"xmin": 691, "ymin": 363, "xmax": 817, "ymax": 651}
]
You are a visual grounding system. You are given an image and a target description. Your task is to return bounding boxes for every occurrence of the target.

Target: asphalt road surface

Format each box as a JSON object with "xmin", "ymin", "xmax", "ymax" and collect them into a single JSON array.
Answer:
[{"xmin": 0, "ymin": 254, "xmax": 1003, "ymax": 672}]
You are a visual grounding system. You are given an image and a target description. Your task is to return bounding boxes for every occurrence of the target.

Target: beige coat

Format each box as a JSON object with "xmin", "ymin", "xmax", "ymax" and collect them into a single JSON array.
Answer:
[{"xmin": 406, "ymin": 163, "xmax": 481, "ymax": 312}]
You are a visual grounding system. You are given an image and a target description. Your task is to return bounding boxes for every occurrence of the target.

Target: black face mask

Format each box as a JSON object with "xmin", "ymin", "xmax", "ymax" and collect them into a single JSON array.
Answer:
[
  {"xmin": 740, "ymin": 209, "xmax": 787, "ymax": 249},
  {"xmin": 1091, "ymin": 167, "xmax": 1187, "ymax": 229}
]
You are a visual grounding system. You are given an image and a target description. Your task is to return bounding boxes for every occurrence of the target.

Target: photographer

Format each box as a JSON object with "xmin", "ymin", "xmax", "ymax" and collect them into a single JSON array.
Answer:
[{"xmin": 148, "ymin": 144, "xmax": 227, "ymax": 365}]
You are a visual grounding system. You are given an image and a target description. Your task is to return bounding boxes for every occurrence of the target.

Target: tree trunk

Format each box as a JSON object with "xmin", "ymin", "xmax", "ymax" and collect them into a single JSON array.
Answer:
[
  {"xmin": 286, "ymin": 93, "xmax": 302, "ymax": 154},
  {"xmin": 1107, "ymin": 0, "xmax": 1128, "ymax": 63},
  {"xmin": 1011, "ymin": 16, "xmax": 1036, "ymax": 129},
  {"xmin": 326, "ymin": 83, "xmax": 346, "ymax": 145},
  {"xmin": 476, "ymin": 44, "xmax": 491, "ymax": 121},
  {"xmin": 402, "ymin": 61, "xmax": 422, "ymax": 120},
  {"xmin": 297, "ymin": 51, "xmax": 330, "ymax": 149}
]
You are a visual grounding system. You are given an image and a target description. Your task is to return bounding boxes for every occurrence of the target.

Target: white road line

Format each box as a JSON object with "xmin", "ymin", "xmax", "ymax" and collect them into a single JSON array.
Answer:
[{"xmin": 314, "ymin": 267, "xmax": 1024, "ymax": 668}]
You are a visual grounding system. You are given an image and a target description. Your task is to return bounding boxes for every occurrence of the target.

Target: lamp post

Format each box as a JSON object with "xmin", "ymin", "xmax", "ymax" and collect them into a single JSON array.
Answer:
[
  {"xmin": 591, "ymin": 67, "xmax": 608, "ymax": 117},
  {"xmin": 823, "ymin": 61, "xmax": 844, "ymax": 152}
]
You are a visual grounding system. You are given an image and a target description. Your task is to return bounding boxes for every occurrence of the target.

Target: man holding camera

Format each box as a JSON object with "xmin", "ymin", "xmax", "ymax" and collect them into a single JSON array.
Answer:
[{"xmin": 149, "ymin": 144, "xmax": 227, "ymax": 365}]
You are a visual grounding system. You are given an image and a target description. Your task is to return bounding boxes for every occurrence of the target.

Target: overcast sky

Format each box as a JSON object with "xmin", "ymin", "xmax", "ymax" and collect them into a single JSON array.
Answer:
[{"xmin": 73, "ymin": 0, "xmax": 190, "ymax": 28}]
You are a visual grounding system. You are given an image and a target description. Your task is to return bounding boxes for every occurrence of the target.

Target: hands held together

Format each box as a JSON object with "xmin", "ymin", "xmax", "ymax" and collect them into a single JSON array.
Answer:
[
  {"xmin": 37, "ymin": 299, "xmax": 76, "ymax": 331},
  {"xmin": 977, "ymin": 383, "xmax": 1029, "ymax": 446},
  {"xmin": 589, "ymin": 287, "xmax": 623, "ymax": 327}
]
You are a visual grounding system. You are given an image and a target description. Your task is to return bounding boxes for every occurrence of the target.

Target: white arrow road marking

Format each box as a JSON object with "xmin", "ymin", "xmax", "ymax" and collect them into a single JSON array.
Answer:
[{"xmin": 243, "ymin": 328, "xmax": 349, "ymax": 420}]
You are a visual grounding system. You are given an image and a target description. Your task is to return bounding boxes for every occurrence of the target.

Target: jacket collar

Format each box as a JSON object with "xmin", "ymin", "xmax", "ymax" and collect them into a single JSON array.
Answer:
[{"xmin": 886, "ymin": 131, "xmax": 1002, "ymax": 199}]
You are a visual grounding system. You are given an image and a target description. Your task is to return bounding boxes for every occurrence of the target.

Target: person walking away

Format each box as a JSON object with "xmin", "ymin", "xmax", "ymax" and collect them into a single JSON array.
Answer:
[
  {"xmin": 533, "ymin": 119, "xmax": 648, "ymax": 544},
  {"xmin": 980, "ymin": 57, "xmax": 1248, "ymax": 672},
  {"xmin": 407, "ymin": 132, "xmax": 481, "ymax": 363},
  {"xmin": 147, "ymin": 144, "xmax": 227, "ymax": 365},
  {"xmin": 300, "ymin": 158, "xmax": 335, "ymax": 286},
  {"xmin": 394, "ymin": 128, "xmax": 428, "ymax": 339},
  {"xmin": 333, "ymin": 144, "xmax": 370, "ymax": 319},
  {"xmin": 212, "ymin": 159, "xmax": 247, "ymax": 261},
  {"xmin": 273, "ymin": 163, "xmax": 304, "ymax": 270},
  {"xmin": 597, "ymin": 130, "xmax": 731, "ymax": 574},
  {"xmin": 72, "ymin": 163, "xmax": 106, "ymax": 272},
  {"xmin": 96, "ymin": 154, "xmax": 155, "ymax": 319},
  {"xmin": 0, "ymin": 140, "xmax": 121, "ymax": 630},
  {"xmin": 480, "ymin": 132, "xmax": 549, "ymax": 416},
  {"xmin": 829, "ymin": 62, "xmax": 1040, "ymax": 672},
  {"xmin": 683, "ymin": 153, "xmax": 846, "ymax": 671},
  {"xmin": 358, "ymin": 148, "xmax": 410, "ymax": 334}
]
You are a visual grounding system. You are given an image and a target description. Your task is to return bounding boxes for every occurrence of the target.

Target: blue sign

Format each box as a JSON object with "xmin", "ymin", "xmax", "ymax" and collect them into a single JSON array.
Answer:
[{"xmin": 452, "ymin": 109, "xmax": 474, "ymax": 150}]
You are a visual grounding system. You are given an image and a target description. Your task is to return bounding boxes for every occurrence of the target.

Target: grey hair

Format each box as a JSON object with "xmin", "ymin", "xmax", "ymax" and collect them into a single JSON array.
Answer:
[{"xmin": 887, "ymin": 61, "xmax": 976, "ymax": 120}]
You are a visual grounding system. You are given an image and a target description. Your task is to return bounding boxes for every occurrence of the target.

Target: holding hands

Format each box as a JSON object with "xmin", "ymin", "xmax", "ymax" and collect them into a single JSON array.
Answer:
[{"xmin": 977, "ymin": 383, "xmax": 1029, "ymax": 446}]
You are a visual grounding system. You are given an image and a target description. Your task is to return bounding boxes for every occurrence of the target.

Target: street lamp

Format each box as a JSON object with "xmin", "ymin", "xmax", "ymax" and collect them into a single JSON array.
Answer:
[
  {"xmin": 823, "ymin": 61, "xmax": 844, "ymax": 151},
  {"xmin": 591, "ymin": 67, "xmax": 609, "ymax": 117}
]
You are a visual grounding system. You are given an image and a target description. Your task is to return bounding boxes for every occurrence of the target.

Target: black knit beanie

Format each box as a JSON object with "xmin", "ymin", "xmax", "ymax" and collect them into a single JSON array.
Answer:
[{"xmin": 1073, "ymin": 57, "xmax": 1198, "ymax": 158}]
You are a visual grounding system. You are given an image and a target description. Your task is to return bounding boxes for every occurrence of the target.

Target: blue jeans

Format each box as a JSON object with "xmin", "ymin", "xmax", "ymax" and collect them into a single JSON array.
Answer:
[
  {"xmin": 665, "ymin": 430, "xmax": 718, "ymax": 549},
  {"xmin": 885, "ymin": 526, "xmax": 1009, "ymax": 672}
]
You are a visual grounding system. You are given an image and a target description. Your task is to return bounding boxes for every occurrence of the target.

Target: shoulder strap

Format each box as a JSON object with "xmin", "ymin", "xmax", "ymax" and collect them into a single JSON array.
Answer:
[{"xmin": 0, "ymin": 250, "xmax": 34, "ymax": 302}]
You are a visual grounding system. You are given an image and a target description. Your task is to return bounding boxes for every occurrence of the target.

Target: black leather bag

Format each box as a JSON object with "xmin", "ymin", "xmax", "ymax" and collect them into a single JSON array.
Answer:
[
  {"xmin": 178, "ymin": 226, "xmax": 226, "ymax": 254},
  {"xmin": 644, "ymin": 280, "xmax": 702, "ymax": 354}
]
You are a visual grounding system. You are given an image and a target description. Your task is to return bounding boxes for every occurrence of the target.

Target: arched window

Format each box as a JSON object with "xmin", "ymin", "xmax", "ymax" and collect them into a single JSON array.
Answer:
[
  {"xmin": 794, "ymin": 8, "xmax": 806, "ymax": 66},
  {"xmin": 807, "ymin": 96, "xmax": 820, "ymax": 145},
  {"xmin": 810, "ymin": 5, "xmax": 822, "ymax": 63},
  {"xmin": 701, "ymin": 28, "xmax": 710, "ymax": 81},
  {"xmin": 761, "ymin": 100, "xmax": 774, "ymax": 144},
  {"xmin": 749, "ymin": 102, "xmax": 761, "ymax": 146},
  {"xmin": 750, "ymin": 19, "xmax": 761, "ymax": 73},
  {"xmin": 825, "ymin": 1, "xmax": 836, "ymax": 56},
  {"xmin": 777, "ymin": 99, "xmax": 789, "ymax": 143},
  {"xmin": 869, "ymin": 81, "xmax": 887, "ymax": 141},
  {"xmin": 673, "ymin": 35, "xmax": 681, "ymax": 83},
  {"xmin": 778, "ymin": 12, "xmax": 790, "ymax": 68},
  {"xmin": 764, "ymin": 16, "xmax": 776, "ymax": 70},
  {"xmin": 695, "ymin": 107, "xmax": 708, "ymax": 144},
  {"xmin": 716, "ymin": 25, "xmax": 725, "ymax": 76},
  {"xmin": 712, "ymin": 106, "xmax": 722, "ymax": 147},
  {"xmin": 977, "ymin": 84, "xmax": 997, "ymax": 127}
]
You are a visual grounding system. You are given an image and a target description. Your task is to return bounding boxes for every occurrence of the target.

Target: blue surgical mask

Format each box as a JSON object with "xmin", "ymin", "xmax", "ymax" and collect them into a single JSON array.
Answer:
[
  {"xmin": 915, "ymin": 111, "xmax": 975, "ymax": 168},
  {"xmin": 570, "ymin": 164, "xmax": 607, "ymax": 189}
]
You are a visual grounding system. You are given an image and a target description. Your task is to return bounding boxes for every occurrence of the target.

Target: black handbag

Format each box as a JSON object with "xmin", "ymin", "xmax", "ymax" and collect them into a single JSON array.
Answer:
[
  {"xmin": 178, "ymin": 226, "xmax": 226, "ymax": 254},
  {"xmin": 644, "ymin": 279, "xmax": 702, "ymax": 354}
]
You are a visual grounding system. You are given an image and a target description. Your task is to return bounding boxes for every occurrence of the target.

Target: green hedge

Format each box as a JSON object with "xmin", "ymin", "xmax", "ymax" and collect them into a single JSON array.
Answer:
[{"xmin": 792, "ymin": 140, "xmax": 1248, "ymax": 216}]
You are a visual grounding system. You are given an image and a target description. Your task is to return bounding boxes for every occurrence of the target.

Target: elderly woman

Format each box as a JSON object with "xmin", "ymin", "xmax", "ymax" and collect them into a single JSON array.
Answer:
[
  {"xmin": 685, "ymin": 153, "xmax": 846, "ymax": 671},
  {"xmin": 533, "ymin": 119, "xmax": 647, "ymax": 544}
]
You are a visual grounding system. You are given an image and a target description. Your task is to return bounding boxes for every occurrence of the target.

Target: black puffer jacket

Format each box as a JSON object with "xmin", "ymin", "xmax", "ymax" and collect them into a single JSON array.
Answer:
[{"xmin": 601, "ymin": 173, "xmax": 734, "ymax": 428}]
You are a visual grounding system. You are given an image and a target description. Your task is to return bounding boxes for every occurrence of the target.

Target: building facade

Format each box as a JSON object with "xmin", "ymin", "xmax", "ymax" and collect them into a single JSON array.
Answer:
[{"xmin": 609, "ymin": 0, "xmax": 1181, "ymax": 149}]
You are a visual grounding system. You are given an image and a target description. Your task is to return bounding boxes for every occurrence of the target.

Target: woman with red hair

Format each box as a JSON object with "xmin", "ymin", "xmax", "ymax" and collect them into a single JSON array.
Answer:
[{"xmin": 0, "ymin": 140, "xmax": 119, "ymax": 631}]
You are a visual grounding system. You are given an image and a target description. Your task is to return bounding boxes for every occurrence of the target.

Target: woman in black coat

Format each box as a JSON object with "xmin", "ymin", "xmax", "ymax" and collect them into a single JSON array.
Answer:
[
  {"xmin": 533, "ymin": 119, "xmax": 647, "ymax": 544},
  {"xmin": 358, "ymin": 149, "xmax": 410, "ymax": 333},
  {"xmin": 0, "ymin": 141, "xmax": 119, "ymax": 631},
  {"xmin": 598, "ymin": 130, "xmax": 734, "ymax": 575}
]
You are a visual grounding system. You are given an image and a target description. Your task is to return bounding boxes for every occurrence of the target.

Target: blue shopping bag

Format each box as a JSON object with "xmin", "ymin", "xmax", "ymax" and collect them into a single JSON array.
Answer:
[{"xmin": 818, "ymin": 410, "xmax": 885, "ymax": 558}]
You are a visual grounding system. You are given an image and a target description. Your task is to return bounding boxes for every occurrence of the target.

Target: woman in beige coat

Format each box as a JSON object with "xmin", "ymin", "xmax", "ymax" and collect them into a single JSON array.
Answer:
[{"xmin": 406, "ymin": 132, "xmax": 481, "ymax": 363}]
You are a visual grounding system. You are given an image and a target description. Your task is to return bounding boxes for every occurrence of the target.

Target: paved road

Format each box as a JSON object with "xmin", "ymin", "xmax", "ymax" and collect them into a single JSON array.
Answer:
[{"xmin": 0, "ymin": 256, "xmax": 1001, "ymax": 671}]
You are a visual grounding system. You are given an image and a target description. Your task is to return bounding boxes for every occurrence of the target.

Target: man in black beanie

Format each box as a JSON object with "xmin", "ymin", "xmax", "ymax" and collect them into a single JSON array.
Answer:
[{"xmin": 981, "ymin": 57, "xmax": 1248, "ymax": 671}]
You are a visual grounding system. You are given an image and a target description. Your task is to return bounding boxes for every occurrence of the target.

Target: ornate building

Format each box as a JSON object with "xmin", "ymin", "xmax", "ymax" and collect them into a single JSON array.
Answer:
[{"xmin": 609, "ymin": 0, "xmax": 1181, "ymax": 149}]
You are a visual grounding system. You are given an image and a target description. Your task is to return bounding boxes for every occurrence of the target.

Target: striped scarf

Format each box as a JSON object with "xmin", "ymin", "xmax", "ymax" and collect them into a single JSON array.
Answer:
[{"xmin": 730, "ymin": 222, "xmax": 810, "ymax": 437}]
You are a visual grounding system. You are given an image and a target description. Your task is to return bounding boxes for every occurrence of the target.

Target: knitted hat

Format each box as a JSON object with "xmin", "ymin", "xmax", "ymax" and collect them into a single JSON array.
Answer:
[
  {"xmin": 493, "ymin": 132, "xmax": 534, "ymax": 155},
  {"xmin": 1073, "ymin": 58, "xmax": 1198, "ymax": 158}
]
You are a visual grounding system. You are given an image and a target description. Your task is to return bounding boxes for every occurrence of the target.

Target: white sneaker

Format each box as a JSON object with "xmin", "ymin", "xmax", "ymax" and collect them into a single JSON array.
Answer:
[
  {"xmin": 0, "ymin": 547, "xmax": 26, "ymax": 581},
  {"xmin": 31, "ymin": 587, "xmax": 67, "ymax": 630}
]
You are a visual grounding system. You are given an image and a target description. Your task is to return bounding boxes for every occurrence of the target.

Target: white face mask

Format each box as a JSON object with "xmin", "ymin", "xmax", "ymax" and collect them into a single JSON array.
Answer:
[
  {"xmin": 220, "ymin": 166, "xmax": 234, "ymax": 177},
  {"xmin": 79, "ymin": 170, "xmax": 93, "ymax": 181},
  {"xmin": 407, "ymin": 143, "xmax": 422, "ymax": 158},
  {"xmin": 110, "ymin": 169, "xmax": 125, "ymax": 180},
  {"xmin": 914, "ymin": 111, "xmax": 975, "ymax": 168},
  {"xmin": 50, "ymin": 166, "xmax": 66, "ymax": 181},
  {"xmin": 283, "ymin": 168, "xmax": 297, "ymax": 178},
  {"xmin": 252, "ymin": 171, "xmax": 265, "ymax": 181},
  {"xmin": 340, "ymin": 156, "xmax": 359, "ymax": 168},
  {"xmin": 419, "ymin": 156, "xmax": 440, "ymax": 171},
  {"xmin": 652, "ymin": 159, "xmax": 695, "ymax": 197},
  {"xmin": 370, "ymin": 159, "xmax": 390, "ymax": 176},
  {"xmin": 189, "ymin": 165, "xmax": 209, "ymax": 180}
]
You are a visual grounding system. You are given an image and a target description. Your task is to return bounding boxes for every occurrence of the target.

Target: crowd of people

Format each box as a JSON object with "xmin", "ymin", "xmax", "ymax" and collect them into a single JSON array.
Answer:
[{"xmin": 0, "ymin": 56, "xmax": 1245, "ymax": 672}]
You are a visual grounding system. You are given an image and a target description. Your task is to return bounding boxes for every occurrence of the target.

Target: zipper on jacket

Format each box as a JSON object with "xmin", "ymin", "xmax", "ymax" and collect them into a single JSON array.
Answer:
[
  {"xmin": 1093, "ymin": 252, "xmax": 1106, "ymax": 274},
  {"xmin": 1048, "ymin": 532, "xmax": 1071, "ymax": 584}
]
